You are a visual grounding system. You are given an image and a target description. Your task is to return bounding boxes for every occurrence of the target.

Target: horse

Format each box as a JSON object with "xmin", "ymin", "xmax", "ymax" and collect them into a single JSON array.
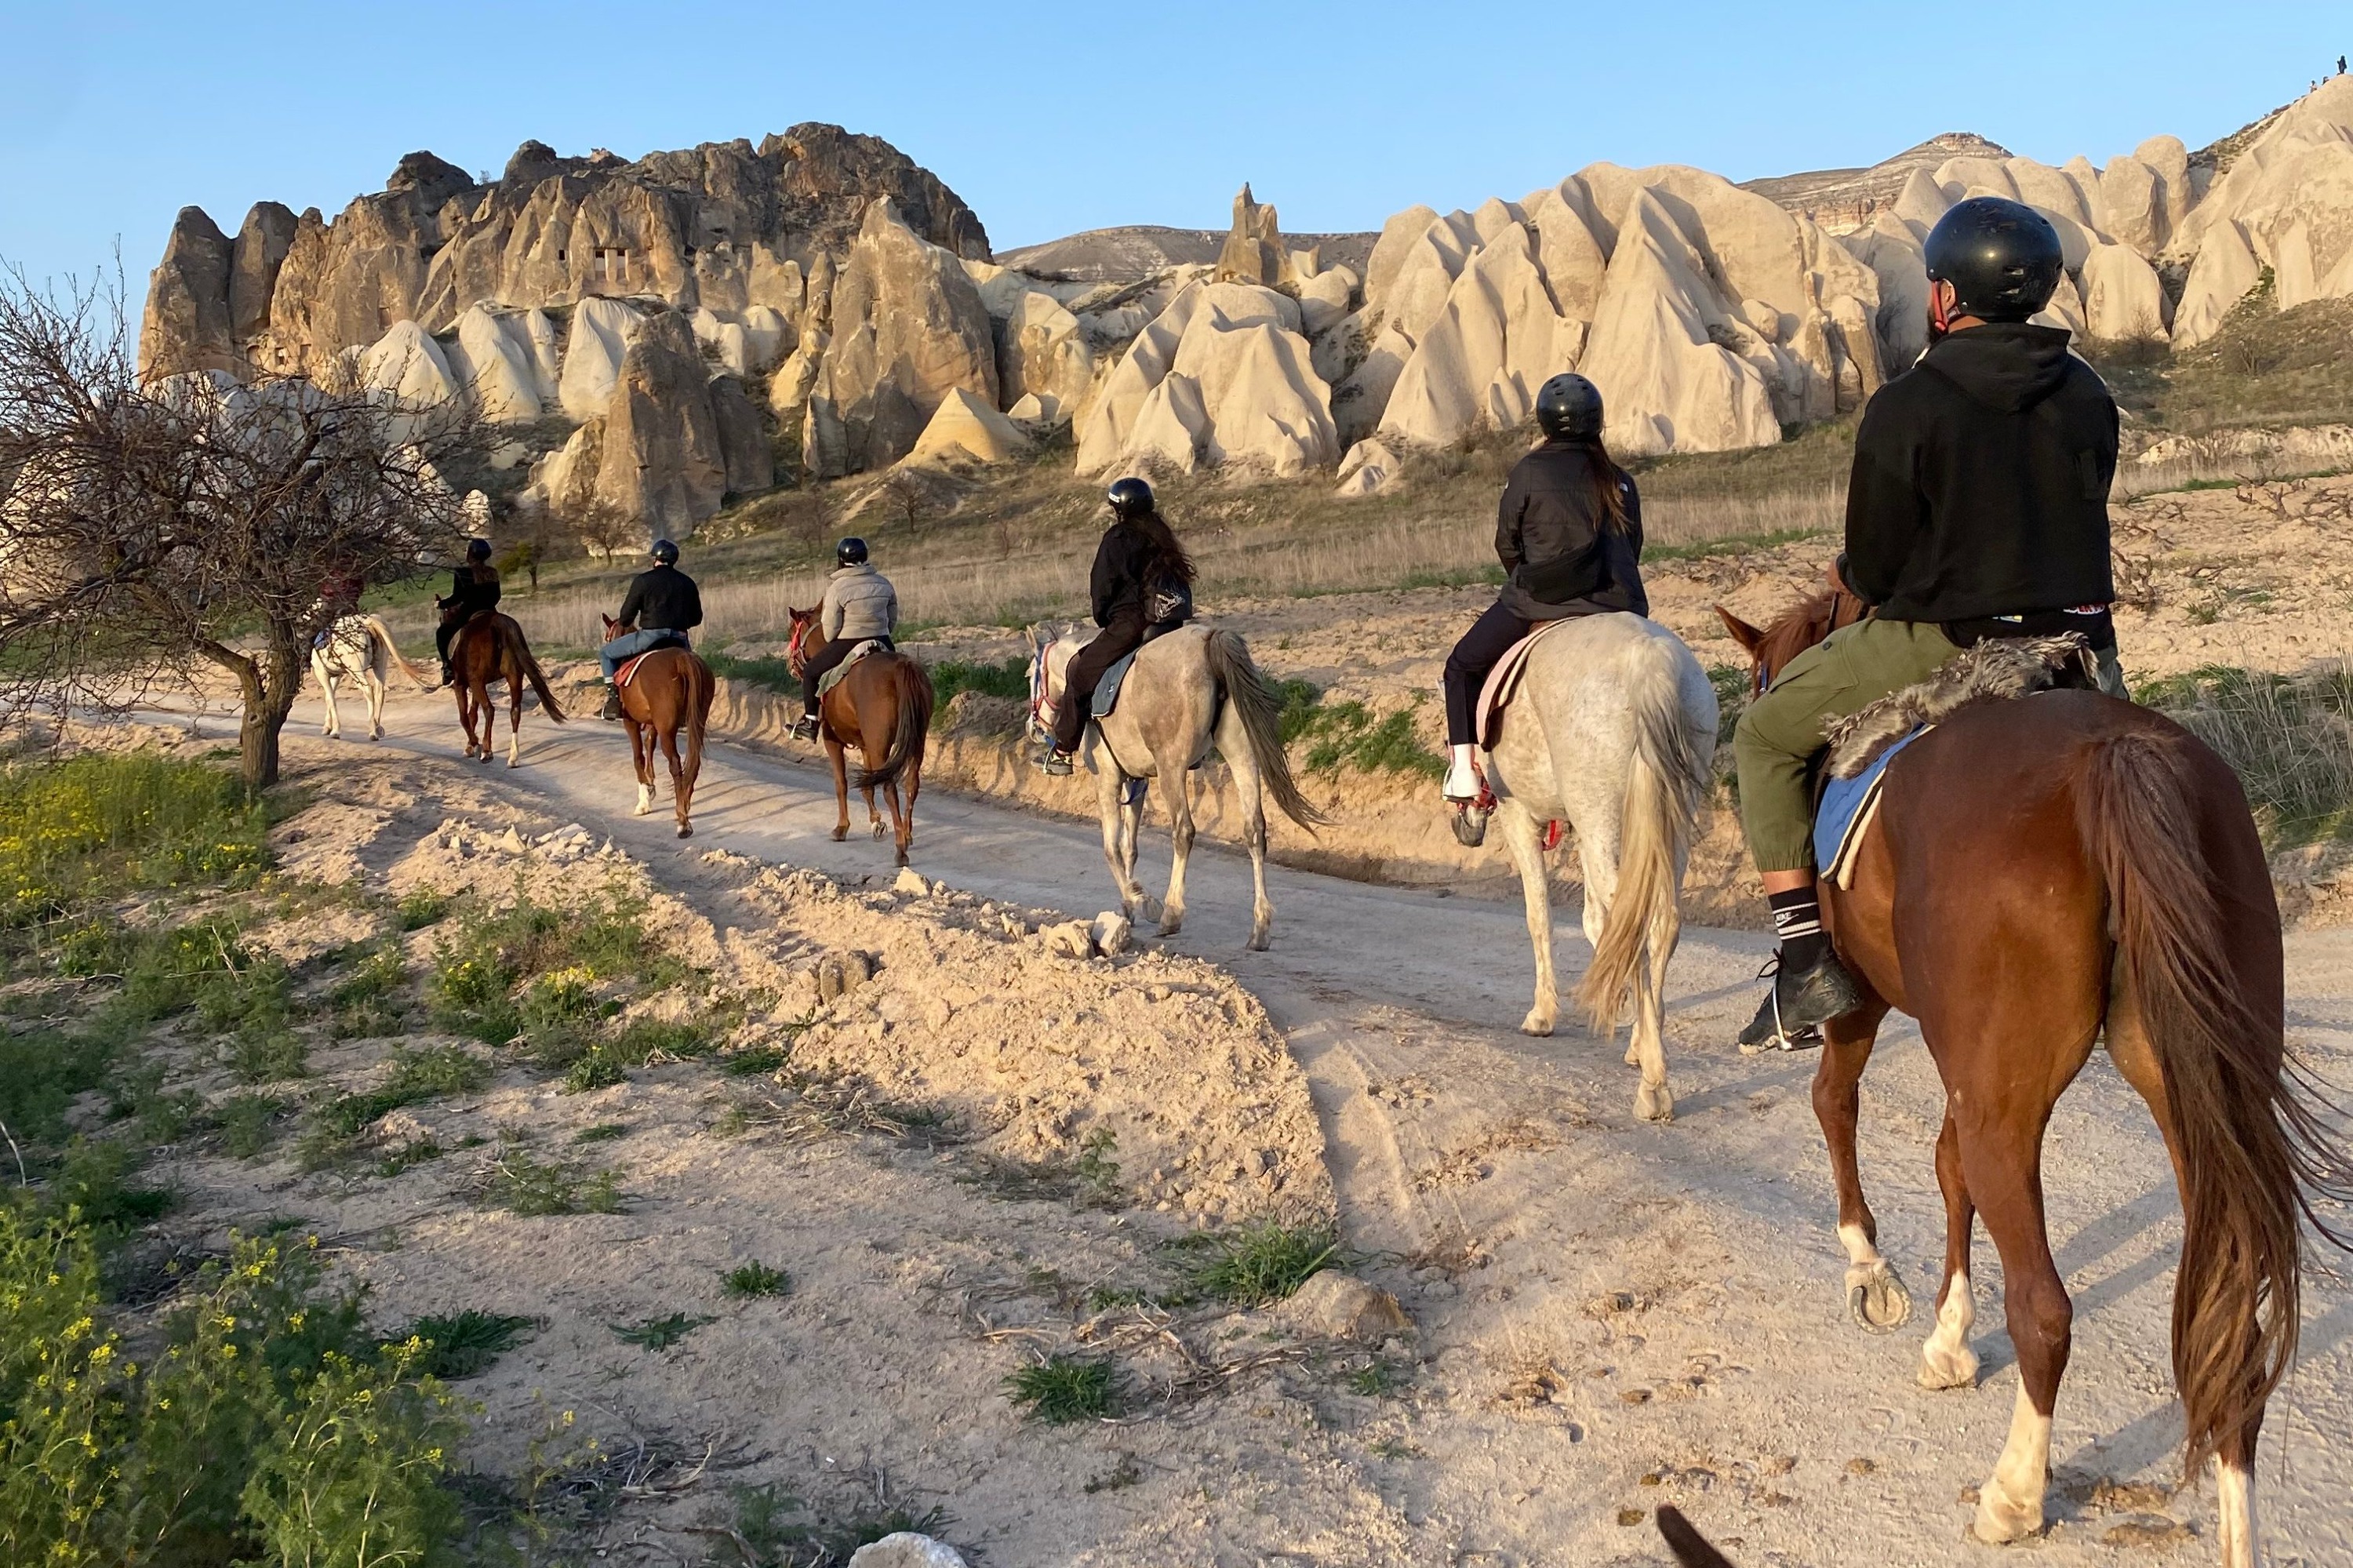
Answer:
[
  {"xmin": 1027, "ymin": 622, "xmax": 1325, "ymax": 951},
  {"xmin": 784, "ymin": 608, "xmax": 933, "ymax": 866},
  {"xmin": 446, "ymin": 610, "xmax": 566, "ymax": 766},
  {"xmin": 311, "ymin": 613, "xmax": 433, "ymax": 741},
  {"xmin": 1718, "ymin": 588, "xmax": 2348, "ymax": 1564},
  {"xmin": 1464, "ymin": 613, "xmax": 1719, "ymax": 1122},
  {"xmin": 598, "ymin": 614, "xmax": 715, "ymax": 839}
]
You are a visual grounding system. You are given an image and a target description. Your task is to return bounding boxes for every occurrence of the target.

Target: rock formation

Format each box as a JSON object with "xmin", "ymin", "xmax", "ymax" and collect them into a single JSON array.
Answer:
[{"xmin": 1214, "ymin": 184, "xmax": 1286, "ymax": 286}]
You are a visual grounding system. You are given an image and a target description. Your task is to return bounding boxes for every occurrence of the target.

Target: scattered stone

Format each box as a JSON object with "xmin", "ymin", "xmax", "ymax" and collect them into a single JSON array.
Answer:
[
  {"xmin": 846, "ymin": 1533, "xmax": 966, "ymax": 1568},
  {"xmin": 815, "ymin": 950, "xmax": 878, "ymax": 1002},
  {"xmin": 1090, "ymin": 911, "xmax": 1133, "ymax": 956},
  {"xmin": 1041, "ymin": 920, "xmax": 1095, "ymax": 960},
  {"xmin": 894, "ymin": 867, "xmax": 932, "ymax": 897},
  {"xmin": 1283, "ymin": 1271, "xmax": 1411, "ymax": 1341}
]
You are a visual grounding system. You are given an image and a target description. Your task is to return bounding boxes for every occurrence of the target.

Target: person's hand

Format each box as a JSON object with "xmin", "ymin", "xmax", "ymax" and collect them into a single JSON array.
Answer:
[{"xmin": 1827, "ymin": 554, "xmax": 1853, "ymax": 598}]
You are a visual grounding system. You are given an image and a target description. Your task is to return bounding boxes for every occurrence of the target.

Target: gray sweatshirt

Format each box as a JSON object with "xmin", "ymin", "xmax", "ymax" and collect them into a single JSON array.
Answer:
[{"xmin": 820, "ymin": 562, "xmax": 898, "ymax": 642}]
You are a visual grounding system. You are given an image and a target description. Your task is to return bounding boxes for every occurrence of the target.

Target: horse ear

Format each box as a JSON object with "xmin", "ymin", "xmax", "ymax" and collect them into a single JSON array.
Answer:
[{"xmin": 1715, "ymin": 606, "xmax": 1768, "ymax": 657}]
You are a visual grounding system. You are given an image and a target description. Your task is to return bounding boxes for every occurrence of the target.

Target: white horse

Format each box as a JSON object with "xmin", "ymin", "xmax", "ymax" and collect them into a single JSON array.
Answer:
[
  {"xmin": 311, "ymin": 613, "xmax": 435, "ymax": 741},
  {"xmin": 1465, "ymin": 613, "xmax": 1718, "ymax": 1122},
  {"xmin": 1028, "ymin": 622, "xmax": 1326, "ymax": 950}
]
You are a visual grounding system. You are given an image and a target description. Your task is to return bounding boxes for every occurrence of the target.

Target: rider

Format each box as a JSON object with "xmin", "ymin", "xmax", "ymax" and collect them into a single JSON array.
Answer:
[
  {"xmin": 1038, "ymin": 477, "xmax": 1195, "ymax": 776},
  {"xmin": 598, "ymin": 539, "xmax": 704, "ymax": 720},
  {"xmin": 1732, "ymin": 195, "xmax": 2122, "ymax": 1052},
  {"xmin": 791, "ymin": 537, "xmax": 897, "ymax": 741},
  {"xmin": 1441, "ymin": 373, "xmax": 1646, "ymax": 806},
  {"xmin": 435, "ymin": 538, "xmax": 502, "ymax": 686}
]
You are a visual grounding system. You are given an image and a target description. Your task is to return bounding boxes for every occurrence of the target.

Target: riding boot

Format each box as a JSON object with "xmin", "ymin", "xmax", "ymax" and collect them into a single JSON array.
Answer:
[
  {"xmin": 1737, "ymin": 948, "xmax": 1864, "ymax": 1053},
  {"xmin": 1038, "ymin": 745, "xmax": 1075, "ymax": 777},
  {"xmin": 790, "ymin": 714, "xmax": 820, "ymax": 742},
  {"xmin": 438, "ymin": 662, "xmax": 453, "ymax": 689},
  {"xmin": 1442, "ymin": 744, "xmax": 1484, "ymax": 802},
  {"xmin": 601, "ymin": 686, "xmax": 623, "ymax": 722}
]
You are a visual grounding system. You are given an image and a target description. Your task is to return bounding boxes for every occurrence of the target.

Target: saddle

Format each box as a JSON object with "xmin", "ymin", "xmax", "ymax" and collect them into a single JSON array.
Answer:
[
  {"xmin": 1090, "ymin": 650, "xmax": 1138, "ymax": 719},
  {"xmin": 1811, "ymin": 633, "xmax": 2097, "ymax": 887},
  {"xmin": 816, "ymin": 639, "xmax": 887, "ymax": 699},
  {"xmin": 1473, "ymin": 620, "xmax": 1576, "ymax": 751}
]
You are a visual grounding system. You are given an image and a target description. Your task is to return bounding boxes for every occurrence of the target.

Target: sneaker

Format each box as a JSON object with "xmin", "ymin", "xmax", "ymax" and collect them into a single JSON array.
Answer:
[
  {"xmin": 789, "ymin": 715, "xmax": 820, "ymax": 742},
  {"xmin": 1442, "ymin": 744, "xmax": 1484, "ymax": 803},
  {"xmin": 1038, "ymin": 748, "xmax": 1075, "ymax": 777},
  {"xmin": 1737, "ymin": 951, "xmax": 1863, "ymax": 1054},
  {"xmin": 601, "ymin": 687, "xmax": 623, "ymax": 722}
]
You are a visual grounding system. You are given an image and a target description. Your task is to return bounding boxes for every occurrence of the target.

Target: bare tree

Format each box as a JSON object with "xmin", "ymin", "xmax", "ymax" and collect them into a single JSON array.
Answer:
[
  {"xmin": 0, "ymin": 268, "xmax": 482, "ymax": 788},
  {"xmin": 569, "ymin": 497, "xmax": 638, "ymax": 563}
]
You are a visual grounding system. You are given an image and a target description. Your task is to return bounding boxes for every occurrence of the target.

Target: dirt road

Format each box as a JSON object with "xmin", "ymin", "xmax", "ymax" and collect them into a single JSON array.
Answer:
[{"xmin": 244, "ymin": 686, "xmax": 2353, "ymax": 1566}]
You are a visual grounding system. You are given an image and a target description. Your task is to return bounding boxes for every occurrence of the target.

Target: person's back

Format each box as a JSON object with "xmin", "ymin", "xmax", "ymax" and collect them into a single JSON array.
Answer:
[
  {"xmin": 618, "ymin": 561, "xmax": 703, "ymax": 635},
  {"xmin": 821, "ymin": 558, "xmax": 896, "ymax": 644}
]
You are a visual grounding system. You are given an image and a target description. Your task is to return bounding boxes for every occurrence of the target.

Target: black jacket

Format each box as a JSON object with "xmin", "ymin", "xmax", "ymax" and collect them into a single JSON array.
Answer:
[
  {"xmin": 1496, "ymin": 439, "xmax": 1647, "ymax": 620},
  {"xmin": 1845, "ymin": 323, "xmax": 2118, "ymax": 624},
  {"xmin": 444, "ymin": 564, "xmax": 500, "ymax": 616},
  {"xmin": 1089, "ymin": 519, "xmax": 1188, "ymax": 628},
  {"xmin": 616, "ymin": 564, "xmax": 704, "ymax": 632}
]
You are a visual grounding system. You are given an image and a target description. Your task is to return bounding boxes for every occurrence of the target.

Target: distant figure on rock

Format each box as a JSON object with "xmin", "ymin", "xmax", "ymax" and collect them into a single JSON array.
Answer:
[
  {"xmin": 1727, "ymin": 195, "xmax": 2122, "ymax": 1053},
  {"xmin": 792, "ymin": 537, "xmax": 898, "ymax": 740},
  {"xmin": 1440, "ymin": 373, "xmax": 1647, "ymax": 806},
  {"xmin": 598, "ymin": 538, "xmax": 703, "ymax": 720},
  {"xmin": 435, "ymin": 538, "xmax": 503, "ymax": 686},
  {"xmin": 1038, "ymin": 478, "xmax": 1196, "ymax": 775}
]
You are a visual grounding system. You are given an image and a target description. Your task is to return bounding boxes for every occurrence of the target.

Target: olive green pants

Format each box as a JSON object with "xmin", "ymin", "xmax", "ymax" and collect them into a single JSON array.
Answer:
[{"xmin": 1733, "ymin": 617, "xmax": 2126, "ymax": 873}]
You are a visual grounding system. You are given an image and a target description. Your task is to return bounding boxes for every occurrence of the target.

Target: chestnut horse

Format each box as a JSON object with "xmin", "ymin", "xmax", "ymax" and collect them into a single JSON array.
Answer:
[
  {"xmin": 599, "ymin": 614, "xmax": 715, "ymax": 839},
  {"xmin": 1719, "ymin": 588, "xmax": 2345, "ymax": 1566},
  {"xmin": 786, "ymin": 608, "xmax": 933, "ymax": 866},
  {"xmin": 448, "ymin": 610, "xmax": 565, "ymax": 766}
]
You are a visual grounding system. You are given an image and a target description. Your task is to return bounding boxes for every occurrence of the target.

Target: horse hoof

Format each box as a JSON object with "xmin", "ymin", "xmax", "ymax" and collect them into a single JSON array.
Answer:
[
  {"xmin": 1847, "ymin": 1263, "xmax": 1912, "ymax": 1333},
  {"xmin": 1624, "ymin": 1042, "xmax": 1640, "ymax": 1067},
  {"xmin": 1969, "ymin": 1479, "xmax": 2046, "ymax": 1544},
  {"xmin": 871, "ymin": 823, "xmax": 886, "ymax": 840},
  {"xmin": 677, "ymin": 825, "xmax": 693, "ymax": 840},
  {"xmin": 1918, "ymin": 1341, "xmax": 1980, "ymax": 1392},
  {"xmin": 1155, "ymin": 918, "xmax": 1183, "ymax": 939},
  {"xmin": 1635, "ymin": 1079, "xmax": 1674, "ymax": 1123},
  {"xmin": 1247, "ymin": 926, "xmax": 1270, "ymax": 952},
  {"xmin": 831, "ymin": 827, "xmax": 847, "ymax": 843}
]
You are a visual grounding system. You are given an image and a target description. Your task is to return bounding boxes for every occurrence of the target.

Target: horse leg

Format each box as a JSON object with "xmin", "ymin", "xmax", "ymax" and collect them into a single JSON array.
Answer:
[
  {"xmin": 1118, "ymin": 785, "xmax": 1156, "ymax": 922},
  {"xmin": 1157, "ymin": 763, "xmax": 1194, "ymax": 939},
  {"xmin": 506, "ymin": 675, "xmax": 522, "ymax": 766},
  {"xmin": 1628, "ymin": 900, "xmax": 1681, "ymax": 1124},
  {"xmin": 898, "ymin": 751, "xmax": 920, "ymax": 860},
  {"xmin": 827, "ymin": 735, "xmax": 851, "ymax": 842},
  {"xmin": 629, "ymin": 721, "xmax": 654, "ymax": 815},
  {"xmin": 882, "ymin": 778, "xmax": 909, "ymax": 866},
  {"xmin": 1918, "ymin": 1108, "xmax": 1982, "ymax": 1390},
  {"xmin": 1813, "ymin": 999, "xmax": 1911, "ymax": 1330},
  {"xmin": 1496, "ymin": 800, "xmax": 1557, "ymax": 1037},
  {"xmin": 1958, "ymin": 1103, "xmax": 2077, "ymax": 1545},
  {"xmin": 656, "ymin": 724, "xmax": 689, "ymax": 839},
  {"xmin": 864, "ymin": 778, "xmax": 885, "ymax": 840},
  {"xmin": 318, "ymin": 666, "xmax": 340, "ymax": 737},
  {"xmin": 363, "ymin": 668, "xmax": 386, "ymax": 740},
  {"xmin": 1096, "ymin": 762, "xmax": 1147, "ymax": 919},
  {"xmin": 1222, "ymin": 710, "xmax": 1275, "ymax": 951}
]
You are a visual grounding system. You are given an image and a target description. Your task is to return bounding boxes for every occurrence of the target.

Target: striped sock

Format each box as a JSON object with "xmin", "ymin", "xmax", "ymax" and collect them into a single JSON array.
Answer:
[{"xmin": 1768, "ymin": 888, "xmax": 1828, "ymax": 970}]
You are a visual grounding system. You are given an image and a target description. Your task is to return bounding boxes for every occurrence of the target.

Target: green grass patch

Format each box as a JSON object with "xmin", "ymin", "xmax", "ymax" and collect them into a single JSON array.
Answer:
[
  {"xmin": 396, "ymin": 886, "xmax": 451, "ymax": 930},
  {"xmin": 216, "ymin": 1093, "xmax": 284, "ymax": 1159},
  {"xmin": 486, "ymin": 1149, "xmax": 623, "ymax": 1217},
  {"xmin": 927, "ymin": 657, "xmax": 1030, "ymax": 708},
  {"xmin": 720, "ymin": 1045, "xmax": 791, "ymax": 1076},
  {"xmin": 0, "ymin": 751, "xmax": 267, "ymax": 926},
  {"xmin": 2138, "ymin": 664, "xmax": 2353, "ymax": 847},
  {"xmin": 1183, "ymin": 1221, "xmax": 1340, "ymax": 1307},
  {"xmin": 393, "ymin": 1308, "xmax": 536, "ymax": 1379},
  {"xmin": 726, "ymin": 1483, "xmax": 955, "ymax": 1566},
  {"xmin": 610, "ymin": 1312, "xmax": 713, "ymax": 1350},
  {"xmin": 571, "ymin": 1122, "xmax": 627, "ymax": 1144},
  {"xmin": 1291, "ymin": 699, "xmax": 1446, "ymax": 783},
  {"xmin": 721, "ymin": 1261, "xmax": 791, "ymax": 1299},
  {"xmin": 316, "ymin": 1046, "xmax": 492, "ymax": 1141},
  {"xmin": 1004, "ymin": 1355, "xmax": 1118, "ymax": 1424},
  {"xmin": 1646, "ymin": 525, "xmax": 1831, "ymax": 563}
]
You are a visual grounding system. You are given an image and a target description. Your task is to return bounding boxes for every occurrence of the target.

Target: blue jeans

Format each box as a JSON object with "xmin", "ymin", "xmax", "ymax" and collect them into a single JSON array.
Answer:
[{"xmin": 600, "ymin": 628, "xmax": 686, "ymax": 679}]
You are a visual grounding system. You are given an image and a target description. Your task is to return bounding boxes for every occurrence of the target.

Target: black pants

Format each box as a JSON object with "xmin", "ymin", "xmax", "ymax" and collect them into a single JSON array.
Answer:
[
  {"xmin": 1443, "ymin": 600, "xmax": 1541, "ymax": 746},
  {"xmin": 802, "ymin": 635, "xmax": 893, "ymax": 713},
  {"xmin": 1053, "ymin": 610, "xmax": 1202, "ymax": 751},
  {"xmin": 436, "ymin": 608, "xmax": 486, "ymax": 670}
]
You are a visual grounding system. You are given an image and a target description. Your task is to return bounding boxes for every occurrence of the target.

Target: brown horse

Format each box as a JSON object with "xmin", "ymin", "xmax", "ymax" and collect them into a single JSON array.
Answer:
[
  {"xmin": 448, "ymin": 610, "xmax": 566, "ymax": 766},
  {"xmin": 1718, "ymin": 589, "xmax": 2346, "ymax": 1566},
  {"xmin": 785, "ymin": 608, "xmax": 933, "ymax": 866},
  {"xmin": 599, "ymin": 614, "xmax": 715, "ymax": 839}
]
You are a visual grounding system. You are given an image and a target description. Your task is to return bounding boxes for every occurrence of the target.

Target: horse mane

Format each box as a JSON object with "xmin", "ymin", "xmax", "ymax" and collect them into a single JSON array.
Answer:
[{"xmin": 1754, "ymin": 585, "xmax": 1867, "ymax": 681}]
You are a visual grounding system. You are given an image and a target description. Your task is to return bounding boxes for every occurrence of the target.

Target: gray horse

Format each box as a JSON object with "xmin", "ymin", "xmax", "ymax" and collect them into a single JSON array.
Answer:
[
  {"xmin": 1467, "ymin": 613, "xmax": 1718, "ymax": 1122},
  {"xmin": 1029, "ymin": 623, "xmax": 1325, "ymax": 950}
]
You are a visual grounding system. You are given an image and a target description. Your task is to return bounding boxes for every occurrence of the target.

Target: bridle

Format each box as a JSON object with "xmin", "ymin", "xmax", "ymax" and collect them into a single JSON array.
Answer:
[
  {"xmin": 1026, "ymin": 640, "xmax": 1057, "ymax": 743},
  {"xmin": 786, "ymin": 617, "xmax": 813, "ymax": 678}
]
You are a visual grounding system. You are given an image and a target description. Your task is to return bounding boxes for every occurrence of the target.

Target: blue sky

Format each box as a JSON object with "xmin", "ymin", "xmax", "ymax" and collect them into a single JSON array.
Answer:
[{"xmin": 2, "ymin": 1, "xmax": 2346, "ymax": 288}]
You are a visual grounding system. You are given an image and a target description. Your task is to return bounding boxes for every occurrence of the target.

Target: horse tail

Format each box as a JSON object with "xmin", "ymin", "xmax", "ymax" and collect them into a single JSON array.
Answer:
[
  {"xmin": 2077, "ymin": 726, "xmax": 2347, "ymax": 1477},
  {"xmin": 505, "ymin": 620, "xmax": 567, "ymax": 722},
  {"xmin": 855, "ymin": 656, "xmax": 932, "ymax": 791},
  {"xmin": 1203, "ymin": 628, "xmax": 1326, "ymax": 832},
  {"xmin": 367, "ymin": 614, "xmax": 433, "ymax": 689},
  {"xmin": 1573, "ymin": 646, "xmax": 1709, "ymax": 1035},
  {"xmin": 682, "ymin": 657, "xmax": 712, "ymax": 785}
]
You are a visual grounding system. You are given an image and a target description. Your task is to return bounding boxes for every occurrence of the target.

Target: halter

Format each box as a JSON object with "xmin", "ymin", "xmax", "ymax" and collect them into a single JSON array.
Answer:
[
  {"xmin": 1026, "ymin": 640, "xmax": 1058, "ymax": 743},
  {"xmin": 786, "ymin": 617, "xmax": 814, "ymax": 678}
]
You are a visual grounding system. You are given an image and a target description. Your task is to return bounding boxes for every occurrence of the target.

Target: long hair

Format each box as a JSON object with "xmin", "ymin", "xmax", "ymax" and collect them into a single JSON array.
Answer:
[
  {"xmin": 1575, "ymin": 436, "xmax": 1633, "ymax": 536},
  {"xmin": 1129, "ymin": 508, "xmax": 1196, "ymax": 588}
]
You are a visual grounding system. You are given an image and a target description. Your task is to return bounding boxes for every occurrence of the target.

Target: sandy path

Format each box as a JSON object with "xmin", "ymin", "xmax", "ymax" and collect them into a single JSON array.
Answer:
[{"xmin": 231, "ymin": 688, "xmax": 2353, "ymax": 1566}]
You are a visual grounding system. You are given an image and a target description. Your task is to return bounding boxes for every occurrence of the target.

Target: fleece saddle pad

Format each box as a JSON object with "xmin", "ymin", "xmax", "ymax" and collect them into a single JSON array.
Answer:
[
  {"xmin": 1474, "ymin": 619, "xmax": 1576, "ymax": 751},
  {"xmin": 1814, "ymin": 724, "xmax": 1931, "ymax": 889},
  {"xmin": 1089, "ymin": 649, "xmax": 1140, "ymax": 719},
  {"xmin": 816, "ymin": 639, "xmax": 886, "ymax": 699}
]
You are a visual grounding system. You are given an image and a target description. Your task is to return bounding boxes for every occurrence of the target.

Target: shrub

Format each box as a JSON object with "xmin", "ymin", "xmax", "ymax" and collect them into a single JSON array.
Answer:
[
  {"xmin": 609, "ymin": 1312, "xmax": 712, "ymax": 1350},
  {"xmin": 393, "ymin": 1308, "xmax": 536, "ymax": 1379},
  {"xmin": 1004, "ymin": 1355, "xmax": 1118, "ymax": 1424},
  {"xmin": 2140, "ymin": 664, "xmax": 2353, "ymax": 848},
  {"xmin": 721, "ymin": 1261, "xmax": 790, "ymax": 1299},
  {"xmin": 315, "ymin": 1046, "xmax": 492, "ymax": 1142},
  {"xmin": 1185, "ymin": 1221, "xmax": 1340, "ymax": 1306}
]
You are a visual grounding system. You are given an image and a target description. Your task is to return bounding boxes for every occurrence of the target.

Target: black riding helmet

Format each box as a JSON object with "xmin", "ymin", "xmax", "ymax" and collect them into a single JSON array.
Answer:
[
  {"xmin": 1923, "ymin": 197, "xmax": 2064, "ymax": 322},
  {"xmin": 1106, "ymin": 476, "xmax": 1155, "ymax": 522},
  {"xmin": 650, "ymin": 538, "xmax": 679, "ymax": 565},
  {"xmin": 1534, "ymin": 373, "xmax": 1604, "ymax": 441},
  {"xmin": 465, "ymin": 537, "xmax": 492, "ymax": 562},
  {"xmin": 835, "ymin": 537, "xmax": 868, "ymax": 566}
]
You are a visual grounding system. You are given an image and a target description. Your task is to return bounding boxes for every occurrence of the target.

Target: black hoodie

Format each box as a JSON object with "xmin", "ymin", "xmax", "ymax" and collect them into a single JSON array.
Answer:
[{"xmin": 1843, "ymin": 322, "xmax": 2118, "ymax": 625}]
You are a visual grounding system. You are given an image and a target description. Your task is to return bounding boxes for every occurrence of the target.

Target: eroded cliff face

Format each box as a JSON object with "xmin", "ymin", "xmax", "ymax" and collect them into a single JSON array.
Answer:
[{"xmin": 140, "ymin": 126, "xmax": 989, "ymax": 384}]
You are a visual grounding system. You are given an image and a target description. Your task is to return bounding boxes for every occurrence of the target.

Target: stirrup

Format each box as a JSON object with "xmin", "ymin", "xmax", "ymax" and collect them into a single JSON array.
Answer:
[
  {"xmin": 790, "ymin": 715, "xmax": 820, "ymax": 741},
  {"xmin": 1038, "ymin": 748, "xmax": 1075, "ymax": 777},
  {"xmin": 1738, "ymin": 955, "xmax": 1825, "ymax": 1055}
]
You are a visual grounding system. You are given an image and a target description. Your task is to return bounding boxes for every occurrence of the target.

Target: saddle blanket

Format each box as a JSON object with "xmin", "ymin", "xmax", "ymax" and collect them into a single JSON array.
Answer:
[
  {"xmin": 613, "ymin": 637, "xmax": 688, "ymax": 688},
  {"xmin": 1815, "ymin": 724, "xmax": 1930, "ymax": 888},
  {"xmin": 1092, "ymin": 649, "xmax": 1138, "ymax": 718},
  {"xmin": 1474, "ymin": 619, "xmax": 1575, "ymax": 751},
  {"xmin": 816, "ymin": 639, "xmax": 887, "ymax": 699}
]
